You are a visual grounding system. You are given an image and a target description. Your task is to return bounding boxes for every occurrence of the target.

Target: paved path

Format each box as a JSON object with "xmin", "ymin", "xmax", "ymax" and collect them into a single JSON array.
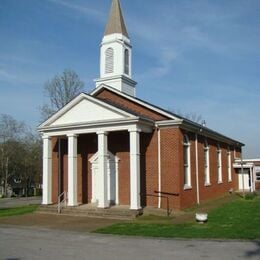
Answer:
[
  {"xmin": 0, "ymin": 197, "xmax": 41, "ymax": 208},
  {"xmin": 0, "ymin": 226, "xmax": 259, "ymax": 260}
]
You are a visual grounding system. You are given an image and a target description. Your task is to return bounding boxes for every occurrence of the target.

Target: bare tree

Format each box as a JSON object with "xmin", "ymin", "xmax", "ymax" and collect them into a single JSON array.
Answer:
[
  {"xmin": 41, "ymin": 69, "xmax": 84, "ymax": 120},
  {"xmin": 0, "ymin": 114, "xmax": 26, "ymax": 196},
  {"xmin": 169, "ymin": 108, "xmax": 203, "ymax": 124}
]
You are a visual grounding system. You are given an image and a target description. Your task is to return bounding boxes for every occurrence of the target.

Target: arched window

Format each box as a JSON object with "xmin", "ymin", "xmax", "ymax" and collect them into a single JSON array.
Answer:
[
  {"xmin": 183, "ymin": 134, "xmax": 191, "ymax": 188},
  {"xmin": 105, "ymin": 48, "xmax": 114, "ymax": 74},
  {"xmin": 124, "ymin": 49, "xmax": 129, "ymax": 75},
  {"xmin": 217, "ymin": 143, "xmax": 222, "ymax": 183},
  {"xmin": 204, "ymin": 139, "xmax": 210, "ymax": 185}
]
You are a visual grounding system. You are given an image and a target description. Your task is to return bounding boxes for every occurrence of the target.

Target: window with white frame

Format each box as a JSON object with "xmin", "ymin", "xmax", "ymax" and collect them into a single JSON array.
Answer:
[
  {"xmin": 105, "ymin": 47, "xmax": 114, "ymax": 73},
  {"xmin": 204, "ymin": 139, "xmax": 210, "ymax": 185},
  {"xmin": 256, "ymin": 166, "xmax": 260, "ymax": 182},
  {"xmin": 217, "ymin": 144, "xmax": 222, "ymax": 183},
  {"xmin": 227, "ymin": 147, "xmax": 232, "ymax": 182},
  {"xmin": 124, "ymin": 49, "xmax": 129, "ymax": 75},
  {"xmin": 183, "ymin": 134, "xmax": 191, "ymax": 188}
]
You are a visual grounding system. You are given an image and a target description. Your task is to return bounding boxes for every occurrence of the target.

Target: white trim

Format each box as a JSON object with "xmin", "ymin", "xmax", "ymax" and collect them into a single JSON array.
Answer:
[
  {"xmin": 42, "ymin": 136, "xmax": 52, "ymax": 205},
  {"xmin": 157, "ymin": 128, "xmax": 161, "ymax": 208},
  {"xmin": 39, "ymin": 117, "xmax": 153, "ymax": 133},
  {"xmin": 204, "ymin": 139, "xmax": 210, "ymax": 185},
  {"xmin": 97, "ymin": 131, "xmax": 109, "ymax": 208},
  {"xmin": 227, "ymin": 150, "xmax": 232, "ymax": 182},
  {"xmin": 195, "ymin": 133, "xmax": 200, "ymax": 205},
  {"xmin": 91, "ymin": 84, "xmax": 180, "ymax": 120},
  {"xmin": 89, "ymin": 151, "xmax": 120, "ymax": 206},
  {"xmin": 129, "ymin": 129, "xmax": 141, "ymax": 210},
  {"xmin": 39, "ymin": 93, "xmax": 135, "ymax": 128},
  {"xmin": 217, "ymin": 145, "xmax": 223, "ymax": 184},
  {"xmin": 67, "ymin": 134, "xmax": 78, "ymax": 206},
  {"xmin": 183, "ymin": 135, "xmax": 191, "ymax": 188}
]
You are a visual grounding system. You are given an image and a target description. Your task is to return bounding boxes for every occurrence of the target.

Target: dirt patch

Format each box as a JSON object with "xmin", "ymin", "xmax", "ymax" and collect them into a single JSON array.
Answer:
[{"xmin": 0, "ymin": 212, "xmax": 126, "ymax": 232}]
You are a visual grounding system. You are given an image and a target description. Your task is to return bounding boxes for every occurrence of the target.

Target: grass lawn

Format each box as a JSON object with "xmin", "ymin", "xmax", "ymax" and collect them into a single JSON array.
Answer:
[
  {"xmin": 95, "ymin": 196, "xmax": 260, "ymax": 239},
  {"xmin": 0, "ymin": 205, "xmax": 39, "ymax": 218}
]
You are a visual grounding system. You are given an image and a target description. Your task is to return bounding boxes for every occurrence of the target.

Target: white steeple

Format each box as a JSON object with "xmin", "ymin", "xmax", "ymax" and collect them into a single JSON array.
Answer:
[{"xmin": 95, "ymin": 0, "xmax": 137, "ymax": 97}]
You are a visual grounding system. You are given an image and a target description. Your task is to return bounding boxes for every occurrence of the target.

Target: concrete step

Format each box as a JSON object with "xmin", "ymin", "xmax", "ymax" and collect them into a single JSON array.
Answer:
[{"xmin": 37, "ymin": 205, "xmax": 142, "ymax": 220}]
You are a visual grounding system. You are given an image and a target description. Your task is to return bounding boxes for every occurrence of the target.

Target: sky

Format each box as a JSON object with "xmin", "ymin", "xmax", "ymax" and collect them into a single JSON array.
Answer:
[{"xmin": 0, "ymin": 0, "xmax": 259, "ymax": 158}]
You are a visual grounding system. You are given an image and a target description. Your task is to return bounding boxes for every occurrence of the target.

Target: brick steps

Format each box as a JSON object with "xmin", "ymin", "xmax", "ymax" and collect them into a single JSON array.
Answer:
[{"xmin": 37, "ymin": 205, "xmax": 142, "ymax": 220}]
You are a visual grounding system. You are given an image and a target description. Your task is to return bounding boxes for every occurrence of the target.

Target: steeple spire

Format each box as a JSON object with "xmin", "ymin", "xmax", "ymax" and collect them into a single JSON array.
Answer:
[
  {"xmin": 104, "ymin": 0, "xmax": 129, "ymax": 38},
  {"xmin": 95, "ymin": 0, "xmax": 136, "ymax": 97}
]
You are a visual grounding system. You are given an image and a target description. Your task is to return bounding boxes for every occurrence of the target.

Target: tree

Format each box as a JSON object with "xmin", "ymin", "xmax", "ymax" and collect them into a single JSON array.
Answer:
[
  {"xmin": 0, "ymin": 114, "xmax": 26, "ymax": 196},
  {"xmin": 41, "ymin": 69, "xmax": 84, "ymax": 120},
  {"xmin": 169, "ymin": 108, "xmax": 203, "ymax": 124}
]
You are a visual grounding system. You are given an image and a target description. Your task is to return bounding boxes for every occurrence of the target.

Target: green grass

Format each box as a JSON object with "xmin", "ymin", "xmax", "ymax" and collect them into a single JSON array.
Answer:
[
  {"xmin": 95, "ymin": 196, "xmax": 260, "ymax": 239},
  {"xmin": 0, "ymin": 205, "xmax": 39, "ymax": 217}
]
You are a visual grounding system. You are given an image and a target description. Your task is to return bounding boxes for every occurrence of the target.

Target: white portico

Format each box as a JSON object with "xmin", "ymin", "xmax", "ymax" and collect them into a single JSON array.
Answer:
[{"xmin": 39, "ymin": 92, "xmax": 153, "ymax": 209}]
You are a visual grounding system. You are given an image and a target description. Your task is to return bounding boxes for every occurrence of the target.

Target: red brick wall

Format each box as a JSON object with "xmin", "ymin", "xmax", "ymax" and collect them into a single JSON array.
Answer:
[
  {"xmin": 95, "ymin": 89, "xmax": 169, "ymax": 121},
  {"xmin": 108, "ymin": 131, "xmax": 130, "ymax": 205},
  {"xmin": 160, "ymin": 128, "xmax": 182, "ymax": 210},
  {"xmin": 50, "ymin": 128, "xmax": 241, "ymax": 211},
  {"xmin": 177, "ymin": 131, "xmax": 239, "ymax": 209},
  {"xmin": 140, "ymin": 131, "xmax": 159, "ymax": 208}
]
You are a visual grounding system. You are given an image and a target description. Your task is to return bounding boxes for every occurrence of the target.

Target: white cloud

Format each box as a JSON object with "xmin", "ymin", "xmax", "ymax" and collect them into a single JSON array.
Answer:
[{"xmin": 48, "ymin": 0, "xmax": 105, "ymax": 22}]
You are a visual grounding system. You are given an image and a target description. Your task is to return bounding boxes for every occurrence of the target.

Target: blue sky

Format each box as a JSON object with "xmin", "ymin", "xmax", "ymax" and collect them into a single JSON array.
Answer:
[{"xmin": 0, "ymin": 0, "xmax": 259, "ymax": 158}]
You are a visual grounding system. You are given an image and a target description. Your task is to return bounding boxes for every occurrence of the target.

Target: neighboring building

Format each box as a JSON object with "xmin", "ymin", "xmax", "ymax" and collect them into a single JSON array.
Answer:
[
  {"xmin": 233, "ymin": 159, "xmax": 260, "ymax": 192},
  {"xmin": 38, "ymin": 0, "xmax": 244, "ymax": 211}
]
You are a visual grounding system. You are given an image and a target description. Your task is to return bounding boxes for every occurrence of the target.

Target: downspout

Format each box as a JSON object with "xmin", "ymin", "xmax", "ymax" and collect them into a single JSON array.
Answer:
[
  {"xmin": 241, "ymin": 147, "xmax": 245, "ymax": 197},
  {"xmin": 157, "ymin": 127, "xmax": 161, "ymax": 208},
  {"xmin": 58, "ymin": 137, "xmax": 61, "ymax": 196},
  {"xmin": 250, "ymin": 166, "xmax": 253, "ymax": 192},
  {"xmin": 195, "ymin": 133, "xmax": 200, "ymax": 205}
]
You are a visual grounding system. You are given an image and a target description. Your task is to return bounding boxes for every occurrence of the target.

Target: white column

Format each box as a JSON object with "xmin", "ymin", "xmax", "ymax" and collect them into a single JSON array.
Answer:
[
  {"xmin": 42, "ymin": 136, "xmax": 52, "ymax": 205},
  {"xmin": 97, "ymin": 131, "xmax": 109, "ymax": 208},
  {"xmin": 129, "ymin": 129, "xmax": 141, "ymax": 210},
  {"xmin": 67, "ymin": 134, "xmax": 78, "ymax": 206}
]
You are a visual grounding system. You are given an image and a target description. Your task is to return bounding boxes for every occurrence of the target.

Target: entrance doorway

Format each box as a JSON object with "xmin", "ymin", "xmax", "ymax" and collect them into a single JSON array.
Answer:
[{"xmin": 89, "ymin": 151, "xmax": 119, "ymax": 206}]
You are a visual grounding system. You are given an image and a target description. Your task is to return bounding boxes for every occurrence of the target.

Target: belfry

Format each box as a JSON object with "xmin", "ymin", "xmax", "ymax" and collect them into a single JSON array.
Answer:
[{"xmin": 95, "ymin": 0, "xmax": 137, "ymax": 96}]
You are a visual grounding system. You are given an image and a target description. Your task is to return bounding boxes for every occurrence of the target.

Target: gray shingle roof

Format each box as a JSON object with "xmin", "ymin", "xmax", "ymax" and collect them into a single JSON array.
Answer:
[{"xmin": 104, "ymin": 0, "xmax": 129, "ymax": 37}]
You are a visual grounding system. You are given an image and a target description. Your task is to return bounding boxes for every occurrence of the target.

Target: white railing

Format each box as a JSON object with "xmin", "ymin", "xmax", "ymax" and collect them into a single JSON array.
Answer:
[{"xmin": 58, "ymin": 191, "xmax": 67, "ymax": 214}]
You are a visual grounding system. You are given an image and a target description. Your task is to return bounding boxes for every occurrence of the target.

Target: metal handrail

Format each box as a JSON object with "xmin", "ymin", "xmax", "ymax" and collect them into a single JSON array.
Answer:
[
  {"xmin": 58, "ymin": 191, "xmax": 67, "ymax": 214},
  {"xmin": 141, "ymin": 191, "xmax": 179, "ymax": 216}
]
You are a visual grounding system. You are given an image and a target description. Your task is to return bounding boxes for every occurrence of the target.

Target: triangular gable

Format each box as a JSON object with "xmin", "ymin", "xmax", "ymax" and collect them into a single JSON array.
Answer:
[
  {"xmin": 39, "ymin": 93, "xmax": 135, "ymax": 128},
  {"xmin": 90, "ymin": 84, "xmax": 181, "ymax": 121}
]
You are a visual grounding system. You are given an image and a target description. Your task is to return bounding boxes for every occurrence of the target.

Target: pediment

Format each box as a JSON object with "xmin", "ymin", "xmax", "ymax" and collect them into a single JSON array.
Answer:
[{"xmin": 40, "ymin": 93, "xmax": 134, "ymax": 128}]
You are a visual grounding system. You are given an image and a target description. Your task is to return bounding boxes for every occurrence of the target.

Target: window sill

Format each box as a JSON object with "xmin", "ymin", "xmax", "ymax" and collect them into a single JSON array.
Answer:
[
  {"xmin": 184, "ymin": 185, "xmax": 192, "ymax": 190},
  {"xmin": 218, "ymin": 181, "xmax": 223, "ymax": 184},
  {"xmin": 204, "ymin": 183, "xmax": 211, "ymax": 187},
  {"xmin": 228, "ymin": 180, "xmax": 232, "ymax": 183}
]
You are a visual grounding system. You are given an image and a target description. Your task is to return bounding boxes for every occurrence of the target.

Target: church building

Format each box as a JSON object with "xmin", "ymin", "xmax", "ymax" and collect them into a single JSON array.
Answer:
[{"xmin": 38, "ymin": 0, "xmax": 244, "ymax": 212}]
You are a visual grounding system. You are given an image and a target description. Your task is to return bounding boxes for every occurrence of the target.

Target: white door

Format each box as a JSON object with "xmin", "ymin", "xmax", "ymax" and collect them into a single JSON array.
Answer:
[
  {"xmin": 238, "ymin": 169, "xmax": 250, "ymax": 191},
  {"xmin": 90, "ymin": 152, "xmax": 118, "ymax": 206}
]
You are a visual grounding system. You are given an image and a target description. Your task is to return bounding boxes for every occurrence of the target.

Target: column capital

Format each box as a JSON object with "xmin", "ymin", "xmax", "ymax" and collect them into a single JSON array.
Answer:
[
  {"xmin": 67, "ymin": 133, "xmax": 78, "ymax": 138},
  {"xmin": 97, "ymin": 130, "xmax": 108, "ymax": 136},
  {"xmin": 128, "ymin": 127, "xmax": 142, "ymax": 133},
  {"xmin": 42, "ymin": 135, "xmax": 52, "ymax": 140}
]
